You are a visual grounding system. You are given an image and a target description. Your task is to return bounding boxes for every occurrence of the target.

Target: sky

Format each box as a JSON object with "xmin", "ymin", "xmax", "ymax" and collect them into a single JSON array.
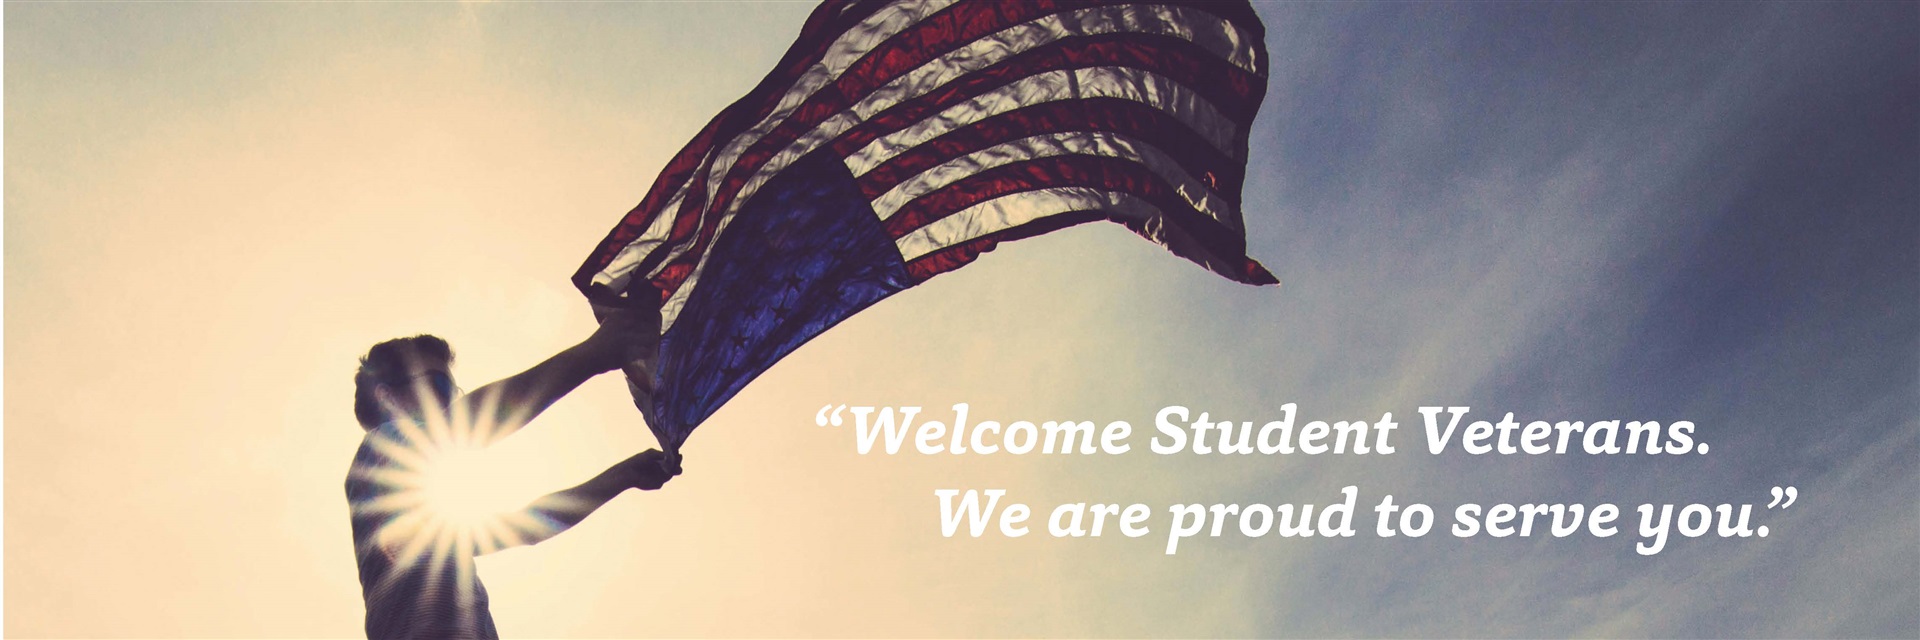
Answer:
[{"xmin": 5, "ymin": 1, "xmax": 1916, "ymax": 638}]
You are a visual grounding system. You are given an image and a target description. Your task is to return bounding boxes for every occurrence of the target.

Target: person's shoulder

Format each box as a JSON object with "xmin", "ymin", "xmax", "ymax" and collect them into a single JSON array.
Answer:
[
  {"xmin": 346, "ymin": 423, "xmax": 409, "ymax": 496},
  {"xmin": 349, "ymin": 426, "xmax": 389, "ymax": 465},
  {"xmin": 356, "ymin": 421, "xmax": 420, "ymax": 455}
]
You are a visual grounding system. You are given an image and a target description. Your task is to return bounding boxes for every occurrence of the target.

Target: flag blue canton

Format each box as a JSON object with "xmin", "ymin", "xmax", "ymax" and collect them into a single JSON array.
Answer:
[{"xmin": 651, "ymin": 150, "xmax": 912, "ymax": 448}]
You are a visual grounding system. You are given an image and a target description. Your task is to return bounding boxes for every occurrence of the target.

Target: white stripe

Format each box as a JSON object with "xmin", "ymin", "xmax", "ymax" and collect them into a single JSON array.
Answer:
[
  {"xmin": 894, "ymin": 187, "xmax": 1164, "ymax": 262},
  {"xmin": 870, "ymin": 131, "xmax": 1238, "ymax": 232},
  {"xmin": 845, "ymin": 66, "xmax": 1240, "ymax": 178}
]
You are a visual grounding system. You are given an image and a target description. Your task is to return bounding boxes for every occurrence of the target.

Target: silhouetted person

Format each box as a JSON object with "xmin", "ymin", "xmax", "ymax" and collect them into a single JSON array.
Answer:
[{"xmin": 346, "ymin": 305, "xmax": 674, "ymax": 639}]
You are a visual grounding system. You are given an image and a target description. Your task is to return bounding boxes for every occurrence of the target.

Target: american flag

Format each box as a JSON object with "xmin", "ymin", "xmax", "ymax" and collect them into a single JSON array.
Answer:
[{"xmin": 575, "ymin": 0, "xmax": 1273, "ymax": 451}]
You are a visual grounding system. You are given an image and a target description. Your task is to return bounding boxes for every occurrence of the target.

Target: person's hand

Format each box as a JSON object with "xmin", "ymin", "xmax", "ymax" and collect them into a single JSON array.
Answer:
[
  {"xmin": 584, "ymin": 294, "xmax": 663, "ymax": 373},
  {"xmin": 616, "ymin": 449, "xmax": 681, "ymax": 491}
]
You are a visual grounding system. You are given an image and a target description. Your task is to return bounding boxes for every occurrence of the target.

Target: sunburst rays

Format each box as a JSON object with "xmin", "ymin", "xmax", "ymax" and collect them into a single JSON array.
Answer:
[{"xmin": 353, "ymin": 375, "xmax": 564, "ymax": 584}]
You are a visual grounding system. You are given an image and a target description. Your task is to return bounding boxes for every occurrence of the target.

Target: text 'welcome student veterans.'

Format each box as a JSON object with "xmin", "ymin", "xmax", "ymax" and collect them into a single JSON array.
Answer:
[{"xmin": 824, "ymin": 403, "xmax": 1707, "ymax": 457}]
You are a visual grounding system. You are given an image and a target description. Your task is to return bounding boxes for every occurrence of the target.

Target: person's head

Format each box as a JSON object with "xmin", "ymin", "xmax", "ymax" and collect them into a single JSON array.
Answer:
[{"xmin": 354, "ymin": 335, "xmax": 456, "ymax": 430}]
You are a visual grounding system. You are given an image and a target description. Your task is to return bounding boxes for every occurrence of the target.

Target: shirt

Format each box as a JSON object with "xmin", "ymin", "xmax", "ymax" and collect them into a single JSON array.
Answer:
[{"xmin": 346, "ymin": 421, "xmax": 499, "ymax": 640}]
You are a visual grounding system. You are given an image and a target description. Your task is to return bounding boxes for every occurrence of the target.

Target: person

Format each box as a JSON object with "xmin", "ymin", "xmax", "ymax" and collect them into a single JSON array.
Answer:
[{"xmin": 346, "ymin": 303, "xmax": 674, "ymax": 639}]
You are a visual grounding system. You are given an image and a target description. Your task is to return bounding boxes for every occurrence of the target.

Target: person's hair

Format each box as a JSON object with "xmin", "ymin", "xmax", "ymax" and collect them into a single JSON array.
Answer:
[{"xmin": 354, "ymin": 335, "xmax": 454, "ymax": 429}]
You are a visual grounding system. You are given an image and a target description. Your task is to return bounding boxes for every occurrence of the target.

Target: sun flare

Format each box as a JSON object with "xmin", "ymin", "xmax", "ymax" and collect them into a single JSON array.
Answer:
[
  {"xmin": 353, "ymin": 391, "xmax": 557, "ymax": 569},
  {"xmin": 419, "ymin": 445, "xmax": 525, "ymax": 531}
]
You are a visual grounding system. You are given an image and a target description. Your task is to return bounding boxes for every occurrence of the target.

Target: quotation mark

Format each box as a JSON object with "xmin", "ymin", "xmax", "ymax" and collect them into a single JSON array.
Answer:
[
  {"xmin": 1756, "ymin": 486, "xmax": 1798, "ymax": 537},
  {"xmin": 816, "ymin": 404, "xmax": 847, "ymax": 427},
  {"xmin": 1766, "ymin": 486, "xmax": 1797, "ymax": 509}
]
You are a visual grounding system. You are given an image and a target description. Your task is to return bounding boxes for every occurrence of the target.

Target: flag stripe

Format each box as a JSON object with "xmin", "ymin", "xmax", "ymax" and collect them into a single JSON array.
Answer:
[
  {"xmin": 873, "ymin": 133, "xmax": 1234, "ymax": 232},
  {"xmin": 836, "ymin": 3, "xmax": 1260, "ymax": 122},
  {"xmin": 881, "ymin": 154, "xmax": 1251, "ymax": 264},
  {"xmin": 879, "ymin": 135, "xmax": 1228, "ymax": 234},
  {"xmin": 829, "ymin": 31, "xmax": 1261, "ymax": 159},
  {"xmin": 577, "ymin": 124, "xmax": 720, "ymax": 294},
  {"xmin": 901, "ymin": 203, "xmax": 1276, "ymax": 284},
  {"xmin": 638, "ymin": 162, "xmax": 717, "ymax": 288},
  {"xmin": 846, "ymin": 66, "xmax": 1241, "ymax": 177},
  {"xmin": 853, "ymin": 96, "xmax": 1244, "ymax": 206},
  {"xmin": 896, "ymin": 187, "xmax": 1163, "ymax": 262},
  {"xmin": 901, "ymin": 208, "xmax": 1108, "ymax": 281},
  {"xmin": 588, "ymin": 154, "xmax": 700, "ymax": 290}
]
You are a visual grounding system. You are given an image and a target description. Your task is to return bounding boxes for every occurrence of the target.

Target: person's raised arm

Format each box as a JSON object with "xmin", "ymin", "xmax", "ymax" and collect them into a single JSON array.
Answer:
[
  {"xmin": 484, "ymin": 449, "xmax": 679, "ymax": 553},
  {"xmin": 455, "ymin": 301, "xmax": 659, "ymax": 443}
]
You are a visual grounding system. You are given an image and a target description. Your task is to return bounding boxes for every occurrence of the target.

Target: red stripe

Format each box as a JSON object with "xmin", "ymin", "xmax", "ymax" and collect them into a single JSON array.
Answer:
[
  {"xmin": 855, "ymin": 97, "xmax": 1245, "ymax": 205},
  {"xmin": 882, "ymin": 154, "xmax": 1250, "ymax": 260},
  {"xmin": 654, "ymin": 262, "xmax": 696, "ymax": 292},
  {"xmin": 657, "ymin": 164, "xmax": 714, "ymax": 256}
]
